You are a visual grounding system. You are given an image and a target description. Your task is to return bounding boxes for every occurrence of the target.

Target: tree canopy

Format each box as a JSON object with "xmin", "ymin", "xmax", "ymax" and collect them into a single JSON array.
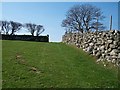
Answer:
[
  {"xmin": 62, "ymin": 4, "xmax": 106, "ymax": 33},
  {"xmin": 0, "ymin": 20, "xmax": 45, "ymax": 36}
]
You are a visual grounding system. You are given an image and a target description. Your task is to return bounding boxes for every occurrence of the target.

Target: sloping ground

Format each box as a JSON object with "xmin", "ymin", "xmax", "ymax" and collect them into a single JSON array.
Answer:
[{"xmin": 2, "ymin": 40, "xmax": 118, "ymax": 88}]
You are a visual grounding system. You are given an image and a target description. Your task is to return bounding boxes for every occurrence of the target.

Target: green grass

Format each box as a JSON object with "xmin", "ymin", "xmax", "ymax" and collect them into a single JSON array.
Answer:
[
  {"xmin": 2, "ymin": 40, "xmax": 118, "ymax": 88},
  {"xmin": 0, "ymin": 40, "xmax": 2, "ymax": 89}
]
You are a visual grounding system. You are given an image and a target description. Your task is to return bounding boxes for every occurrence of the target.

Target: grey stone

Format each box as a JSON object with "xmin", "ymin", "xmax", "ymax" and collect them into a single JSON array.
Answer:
[
  {"xmin": 94, "ymin": 46, "xmax": 97, "ymax": 50},
  {"xmin": 105, "ymin": 50, "xmax": 108, "ymax": 54},
  {"xmin": 101, "ymin": 49, "xmax": 105, "ymax": 53},
  {"xmin": 110, "ymin": 49, "xmax": 118, "ymax": 56},
  {"xmin": 109, "ymin": 30, "xmax": 114, "ymax": 34},
  {"xmin": 102, "ymin": 32, "xmax": 106, "ymax": 37},
  {"xmin": 108, "ymin": 48, "xmax": 112, "ymax": 52},
  {"xmin": 106, "ymin": 56, "xmax": 112, "ymax": 62},
  {"xmin": 96, "ymin": 52, "xmax": 101, "ymax": 59},
  {"xmin": 100, "ymin": 46, "xmax": 105, "ymax": 50},
  {"xmin": 96, "ymin": 59, "xmax": 101, "ymax": 62},
  {"xmin": 76, "ymin": 43, "xmax": 80, "ymax": 48},
  {"xmin": 109, "ymin": 44, "xmax": 116, "ymax": 49},
  {"xmin": 108, "ymin": 40, "xmax": 113, "ymax": 44},
  {"xmin": 89, "ymin": 43, "xmax": 94, "ymax": 46},
  {"xmin": 87, "ymin": 46, "xmax": 93, "ymax": 53},
  {"xmin": 118, "ymin": 47, "xmax": 120, "ymax": 50},
  {"xmin": 97, "ymin": 41, "xmax": 102, "ymax": 45},
  {"xmin": 102, "ymin": 54, "xmax": 105, "ymax": 58},
  {"xmin": 97, "ymin": 47, "xmax": 100, "ymax": 51},
  {"xmin": 113, "ymin": 41, "xmax": 118, "ymax": 45},
  {"xmin": 112, "ymin": 49, "xmax": 119, "ymax": 53},
  {"xmin": 118, "ymin": 53, "xmax": 120, "ymax": 59},
  {"xmin": 101, "ymin": 40, "xmax": 105, "ymax": 45},
  {"xmin": 88, "ymin": 39, "xmax": 92, "ymax": 43},
  {"xmin": 112, "ymin": 59, "xmax": 116, "ymax": 64},
  {"xmin": 93, "ymin": 50, "xmax": 98, "ymax": 55}
]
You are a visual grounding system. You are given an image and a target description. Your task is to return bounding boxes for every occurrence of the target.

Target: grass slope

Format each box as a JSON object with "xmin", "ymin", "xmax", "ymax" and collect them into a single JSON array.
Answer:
[{"xmin": 2, "ymin": 40, "xmax": 118, "ymax": 88}]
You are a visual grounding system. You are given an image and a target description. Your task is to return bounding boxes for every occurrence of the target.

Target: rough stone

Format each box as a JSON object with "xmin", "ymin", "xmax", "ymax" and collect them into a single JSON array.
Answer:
[
  {"xmin": 110, "ymin": 50, "xmax": 116, "ymax": 56},
  {"xmin": 112, "ymin": 59, "xmax": 116, "ymax": 64},
  {"xmin": 89, "ymin": 43, "xmax": 94, "ymax": 46},
  {"xmin": 108, "ymin": 48, "xmax": 112, "ymax": 52},
  {"xmin": 96, "ymin": 52, "xmax": 101, "ymax": 59},
  {"xmin": 62, "ymin": 30, "xmax": 120, "ymax": 66},
  {"xmin": 93, "ymin": 50, "xmax": 98, "ymax": 55},
  {"xmin": 113, "ymin": 41, "xmax": 118, "ymax": 45},
  {"xmin": 109, "ymin": 44, "xmax": 116, "ymax": 49},
  {"xmin": 108, "ymin": 40, "xmax": 113, "ymax": 44},
  {"xmin": 87, "ymin": 46, "xmax": 93, "ymax": 53},
  {"xmin": 118, "ymin": 53, "xmax": 120, "ymax": 59},
  {"xmin": 102, "ymin": 54, "xmax": 105, "ymax": 58},
  {"xmin": 100, "ymin": 46, "xmax": 105, "ymax": 50}
]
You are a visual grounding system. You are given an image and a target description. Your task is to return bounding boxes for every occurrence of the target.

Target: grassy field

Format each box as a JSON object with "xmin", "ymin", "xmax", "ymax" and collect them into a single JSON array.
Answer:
[{"xmin": 2, "ymin": 40, "xmax": 118, "ymax": 88}]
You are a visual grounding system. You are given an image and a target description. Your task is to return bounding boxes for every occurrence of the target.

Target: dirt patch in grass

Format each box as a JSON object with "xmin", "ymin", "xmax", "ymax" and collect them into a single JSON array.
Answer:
[
  {"xmin": 15, "ymin": 53, "xmax": 26, "ymax": 65},
  {"xmin": 15, "ymin": 53, "xmax": 43, "ymax": 74},
  {"xmin": 28, "ymin": 66, "xmax": 42, "ymax": 74}
]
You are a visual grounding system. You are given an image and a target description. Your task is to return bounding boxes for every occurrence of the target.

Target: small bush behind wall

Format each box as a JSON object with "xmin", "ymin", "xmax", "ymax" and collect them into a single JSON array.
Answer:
[{"xmin": 1, "ymin": 34, "xmax": 49, "ymax": 42}]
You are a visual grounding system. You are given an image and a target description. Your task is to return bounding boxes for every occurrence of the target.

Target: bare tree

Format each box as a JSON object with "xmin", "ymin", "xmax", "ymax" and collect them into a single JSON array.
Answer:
[
  {"xmin": 36, "ymin": 25, "xmax": 45, "ymax": 36},
  {"xmin": 0, "ymin": 21, "xmax": 11, "ymax": 35},
  {"xmin": 62, "ymin": 5, "xmax": 84, "ymax": 33},
  {"xmin": 0, "ymin": 21, "xmax": 3, "ymax": 34},
  {"xmin": 62, "ymin": 4, "xmax": 105, "ymax": 33},
  {"xmin": 25, "ymin": 23, "xmax": 36, "ymax": 36},
  {"xmin": 10, "ymin": 21, "xmax": 22, "ymax": 35}
]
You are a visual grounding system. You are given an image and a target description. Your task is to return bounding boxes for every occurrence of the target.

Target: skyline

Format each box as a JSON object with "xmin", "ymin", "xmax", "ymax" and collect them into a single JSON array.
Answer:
[{"xmin": 1, "ymin": 2, "xmax": 118, "ymax": 42}]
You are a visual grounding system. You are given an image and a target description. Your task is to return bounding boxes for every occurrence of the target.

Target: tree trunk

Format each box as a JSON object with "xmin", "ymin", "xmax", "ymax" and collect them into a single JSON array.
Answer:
[
  {"xmin": 10, "ymin": 29, "xmax": 14, "ymax": 35},
  {"xmin": 31, "ymin": 33, "xmax": 34, "ymax": 36},
  {"xmin": 6, "ymin": 32, "xmax": 8, "ymax": 35}
]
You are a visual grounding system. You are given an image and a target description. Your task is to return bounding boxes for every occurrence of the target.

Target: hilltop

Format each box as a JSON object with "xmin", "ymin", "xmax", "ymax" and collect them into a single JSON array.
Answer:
[{"xmin": 2, "ymin": 40, "xmax": 118, "ymax": 88}]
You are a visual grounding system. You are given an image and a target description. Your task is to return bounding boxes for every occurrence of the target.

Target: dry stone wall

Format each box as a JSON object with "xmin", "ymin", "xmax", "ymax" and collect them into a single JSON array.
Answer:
[{"xmin": 62, "ymin": 30, "xmax": 120, "ymax": 66}]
